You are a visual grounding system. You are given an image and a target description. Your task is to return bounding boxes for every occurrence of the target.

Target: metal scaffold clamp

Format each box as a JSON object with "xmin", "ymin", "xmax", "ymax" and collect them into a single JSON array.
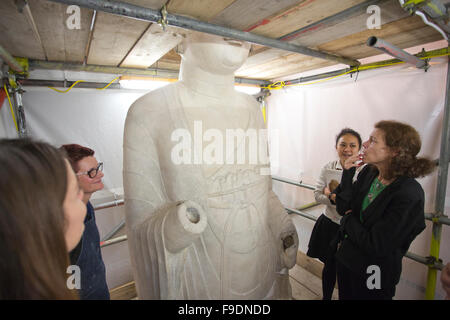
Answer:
[
  {"xmin": 158, "ymin": 4, "xmax": 168, "ymax": 31},
  {"xmin": 425, "ymin": 255, "xmax": 444, "ymax": 270}
]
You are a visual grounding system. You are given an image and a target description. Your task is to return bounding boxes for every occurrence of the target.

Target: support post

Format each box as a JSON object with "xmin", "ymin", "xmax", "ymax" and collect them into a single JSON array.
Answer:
[
  {"xmin": 425, "ymin": 54, "xmax": 450, "ymax": 300},
  {"xmin": 12, "ymin": 88, "xmax": 27, "ymax": 138}
]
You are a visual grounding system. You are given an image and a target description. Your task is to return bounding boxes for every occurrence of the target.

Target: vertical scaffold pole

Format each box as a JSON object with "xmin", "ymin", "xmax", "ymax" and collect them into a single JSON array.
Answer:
[{"xmin": 425, "ymin": 55, "xmax": 450, "ymax": 300}]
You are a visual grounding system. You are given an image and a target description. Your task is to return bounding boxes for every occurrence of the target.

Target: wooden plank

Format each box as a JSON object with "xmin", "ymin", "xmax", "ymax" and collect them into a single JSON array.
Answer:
[
  {"xmin": 280, "ymin": 0, "xmax": 407, "ymax": 44},
  {"xmin": 168, "ymin": 0, "xmax": 237, "ymax": 22},
  {"xmin": 318, "ymin": 15, "xmax": 443, "ymax": 56},
  {"xmin": 119, "ymin": 0, "xmax": 238, "ymax": 69},
  {"xmin": 87, "ymin": 12, "xmax": 150, "ymax": 66},
  {"xmin": 290, "ymin": 264, "xmax": 339, "ymax": 300},
  {"xmin": 211, "ymin": 0, "xmax": 300, "ymax": 30},
  {"xmin": 110, "ymin": 281, "xmax": 137, "ymax": 300},
  {"xmin": 28, "ymin": 0, "xmax": 92, "ymax": 63},
  {"xmin": 87, "ymin": 0, "xmax": 169, "ymax": 67},
  {"xmin": 296, "ymin": 250, "xmax": 324, "ymax": 279},
  {"xmin": 241, "ymin": 15, "xmax": 444, "ymax": 80},
  {"xmin": 236, "ymin": 52, "xmax": 332, "ymax": 79},
  {"xmin": 120, "ymin": 25, "xmax": 182, "ymax": 68},
  {"xmin": 255, "ymin": 59, "xmax": 334, "ymax": 80},
  {"xmin": 149, "ymin": 48, "xmax": 181, "ymax": 70},
  {"xmin": 290, "ymin": 264, "xmax": 323, "ymax": 296},
  {"xmin": 122, "ymin": 0, "xmax": 166, "ymax": 10},
  {"xmin": 248, "ymin": 0, "xmax": 367, "ymax": 38},
  {"xmin": 289, "ymin": 276, "xmax": 321, "ymax": 300},
  {"xmin": 0, "ymin": 0, "xmax": 46, "ymax": 60},
  {"xmin": 239, "ymin": 0, "xmax": 408, "ymax": 74}
]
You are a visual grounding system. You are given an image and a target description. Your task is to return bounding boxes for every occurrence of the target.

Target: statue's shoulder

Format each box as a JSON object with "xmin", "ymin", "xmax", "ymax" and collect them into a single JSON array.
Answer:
[
  {"xmin": 234, "ymin": 91, "xmax": 262, "ymax": 118},
  {"xmin": 234, "ymin": 91, "xmax": 259, "ymax": 108},
  {"xmin": 126, "ymin": 84, "xmax": 177, "ymax": 123}
]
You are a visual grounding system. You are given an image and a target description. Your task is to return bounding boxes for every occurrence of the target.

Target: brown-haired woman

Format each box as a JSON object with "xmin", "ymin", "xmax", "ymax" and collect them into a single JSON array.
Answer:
[
  {"xmin": 0, "ymin": 139, "xmax": 86, "ymax": 299},
  {"xmin": 333, "ymin": 120, "xmax": 435, "ymax": 300}
]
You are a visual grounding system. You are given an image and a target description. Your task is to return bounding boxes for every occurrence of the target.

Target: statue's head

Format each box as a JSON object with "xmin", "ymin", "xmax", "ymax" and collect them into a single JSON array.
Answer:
[{"xmin": 177, "ymin": 32, "xmax": 251, "ymax": 75}]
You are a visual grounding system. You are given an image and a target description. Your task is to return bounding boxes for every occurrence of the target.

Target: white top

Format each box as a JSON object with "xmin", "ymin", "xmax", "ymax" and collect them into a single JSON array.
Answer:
[{"xmin": 313, "ymin": 160, "xmax": 363, "ymax": 225}]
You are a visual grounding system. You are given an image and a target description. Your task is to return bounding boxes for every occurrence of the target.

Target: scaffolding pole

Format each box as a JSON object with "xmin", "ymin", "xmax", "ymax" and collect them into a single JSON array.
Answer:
[
  {"xmin": 0, "ymin": 44, "xmax": 24, "ymax": 73},
  {"xmin": 425, "ymin": 55, "xmax": 450, "ymax": 300}
]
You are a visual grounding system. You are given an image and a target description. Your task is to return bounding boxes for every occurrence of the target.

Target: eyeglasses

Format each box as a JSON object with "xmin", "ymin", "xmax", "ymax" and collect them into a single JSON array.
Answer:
[{"xmin": 76, "ymin": 162, "xmax": 103, "ymax": 179}]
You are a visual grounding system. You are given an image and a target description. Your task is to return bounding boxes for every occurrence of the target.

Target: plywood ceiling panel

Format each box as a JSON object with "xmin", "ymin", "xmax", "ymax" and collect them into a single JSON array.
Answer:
[
  {"xmin": 329, "ymin": 25, "xmax": 444, "ymax": 60},
  {"xmin": 317, "ymin": 16, "xmax": 441, "ymax": 55},
  {"xmin": 100, "ymin": 0, "xmax": 235, "ymax": 70},
  {"xmin": 248, "ymin": 0, "xmax": 368, "ymax": 38},
  {"xmin": 121, "ymin": 0, "xmax": 168, "ymax": 10},
  {"xmin": 28, "ymin": 0, "xmax": 92, "ymax": 62},
  {"xmin": 238, "ymin": 0, "xmax": 408, "ymax": 74},
  {"xmin": 87, "ymin": 12, "xmax": 150, "ymax": 66},
  {"xmin": 87, "ymin": 0, "xmax": 167, "ymax": 66},
  {"xmin": 243, "ymin": 15, "xmax": 445, "ymax": 80},
  {"xmin": 120, "ymin": 25, "xmax": 182, "ymax": 68},
  {"xmin": 168, "ymin": 0, "xmax": 237, "ymax": 22},
  {"xmin": 150, "ymin": 48, "xmax": 181, "ymax": 70},
  {"xmin": 211, "ymin": 0, "xmax": 301, "ymax": 30},
  {"xmin": 0, "ymin": 0, "xmax": 46, "ymax": 60}
]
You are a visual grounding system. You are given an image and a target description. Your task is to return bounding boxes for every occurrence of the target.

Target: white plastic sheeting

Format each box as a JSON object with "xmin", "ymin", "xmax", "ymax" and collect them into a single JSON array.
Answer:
[{"xmin": 266, "ymin": 56, "xmax": 449, "ymax": 299}]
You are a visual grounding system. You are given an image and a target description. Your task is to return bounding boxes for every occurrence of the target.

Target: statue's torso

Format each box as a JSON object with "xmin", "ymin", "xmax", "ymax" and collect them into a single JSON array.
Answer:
[{"xmin": 174, "ymin": 97, "xmax": 278, "ymax": 298}]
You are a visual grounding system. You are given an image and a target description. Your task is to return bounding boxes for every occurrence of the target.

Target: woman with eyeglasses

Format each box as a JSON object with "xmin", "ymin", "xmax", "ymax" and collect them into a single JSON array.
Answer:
[
  {"xmin": 60, "ymin": 144, "xmax": 109, "ymax": 300},
  {"xmin": 0, "ymin": 139, "xmax": 86, "ymax": 299},
  {"xmin": 333, "ymin": 120, "xmax": 435, "ymax": 299}
]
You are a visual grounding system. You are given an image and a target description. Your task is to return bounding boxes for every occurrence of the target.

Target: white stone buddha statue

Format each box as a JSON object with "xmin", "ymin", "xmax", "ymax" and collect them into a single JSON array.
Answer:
[{"xmin": 123, "ymin": 31, "xmax": 298, "ymax": 300}]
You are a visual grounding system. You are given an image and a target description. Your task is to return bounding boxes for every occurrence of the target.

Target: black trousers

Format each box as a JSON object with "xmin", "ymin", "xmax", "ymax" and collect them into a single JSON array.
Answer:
[
  {"xmin": 322, "ymin": 256, "xmax": 337, "ymax": 300},
  {"xmin": 336, "ymin": 260, "xmax": 395, "ymax": 300}
]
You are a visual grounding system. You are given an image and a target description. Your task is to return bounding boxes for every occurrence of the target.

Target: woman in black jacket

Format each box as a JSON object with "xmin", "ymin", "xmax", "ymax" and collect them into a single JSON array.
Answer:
[{"xmin": 330, "ymin": 120, "xmax": 435, "ymax": 300}]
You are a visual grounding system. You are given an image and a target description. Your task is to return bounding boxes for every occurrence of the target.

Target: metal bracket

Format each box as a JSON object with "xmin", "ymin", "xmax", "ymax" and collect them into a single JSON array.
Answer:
[
  {"xmin": 158, "ymin": 4, "xmax": 168, "ymax": 31},
  {"xmin": 419, "ymin": 48, "xmax": 430, "ymax": 72}
]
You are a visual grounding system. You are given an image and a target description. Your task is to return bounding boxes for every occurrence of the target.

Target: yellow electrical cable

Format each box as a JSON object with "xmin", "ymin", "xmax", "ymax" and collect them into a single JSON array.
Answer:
[
  {"xmin": 97, "ymin": 76, "xmax": 120, "ymax": 90},
  {"xmin": 262, "ymin": 51, "xmax": 450, "ymax": 90},
  {"xmin": 3, "ymin": 84, "xmax": 19, "ymax": 133},
  {"xmin": 49, "ymin": 80, "xmax": 86, "ymax": 93},
  {"xmin": 48, "ymin": 76, "xmax": 120, "ymax": 93}
]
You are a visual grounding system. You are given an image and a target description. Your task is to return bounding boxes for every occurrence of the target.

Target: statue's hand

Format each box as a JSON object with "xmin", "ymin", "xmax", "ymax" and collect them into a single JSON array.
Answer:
[
  {"xmin": 280, "ymin": 228, "xmax": 299, "ymax": 269},
  {"xmin": 164, "ymin": 200, "xmax": 208, "ymax": 253}
]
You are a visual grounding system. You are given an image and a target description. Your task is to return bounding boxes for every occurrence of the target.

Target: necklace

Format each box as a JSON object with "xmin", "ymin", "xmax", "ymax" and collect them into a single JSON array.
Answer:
[{"xmin": 367, "ymin": 177, "xmax": 387, "ymax": 203}]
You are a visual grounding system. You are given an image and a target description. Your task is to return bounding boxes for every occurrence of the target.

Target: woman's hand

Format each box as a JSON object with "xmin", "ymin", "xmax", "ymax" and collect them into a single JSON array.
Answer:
[
  {"xmin": 323, "ymin": 186, "xmax": 331, "ymax": 196},
  {"xmin": 343, "ymin": 154, "xmax": 362, "ymax": 170}
]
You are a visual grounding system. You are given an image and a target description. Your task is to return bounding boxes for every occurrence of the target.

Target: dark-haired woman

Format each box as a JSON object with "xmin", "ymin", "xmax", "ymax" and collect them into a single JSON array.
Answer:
[
  {"xmin": 333, "ymin": 120, "xmax": 435, "ymax": 300},
  {"xmin": 0, "ymin": 139, "xmax": 86, "ymax": 299},
  {"xmin": 307, "ymin": 128, "xmax": 363, "ymax": 300}
]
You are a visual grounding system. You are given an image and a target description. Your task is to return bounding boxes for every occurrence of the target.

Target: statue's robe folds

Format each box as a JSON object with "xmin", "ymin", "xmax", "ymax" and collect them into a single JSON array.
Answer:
[{"xmin": 123, "ymin": 83, "xmax": 297, "ymax": 299}]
